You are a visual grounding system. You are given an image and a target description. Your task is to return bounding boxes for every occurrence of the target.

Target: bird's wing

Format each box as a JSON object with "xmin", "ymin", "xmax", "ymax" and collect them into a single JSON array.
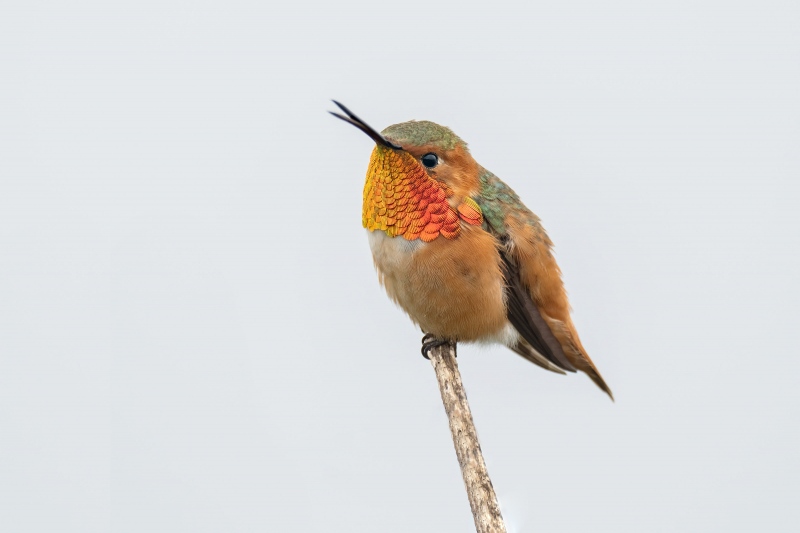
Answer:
[
  {"xmin": 501, "ymin": 252, "xmax": 576, "ymax": 372},
  {"xmin": 508, "ymin": 341, "xmax": 568, "ymax": 375},
  {"xmin": 473, "ymin": 168, "xmax": 613, "ymax": 398},
  {"xmin": 453, "ymin": 195, "xmax": 569, "ymax": 371}
]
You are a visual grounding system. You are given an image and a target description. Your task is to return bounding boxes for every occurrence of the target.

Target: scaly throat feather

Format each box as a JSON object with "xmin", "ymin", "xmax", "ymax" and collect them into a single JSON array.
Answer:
[{"xmin": 362, "ymin": 146, "xmax": 483, "ymax": 242}]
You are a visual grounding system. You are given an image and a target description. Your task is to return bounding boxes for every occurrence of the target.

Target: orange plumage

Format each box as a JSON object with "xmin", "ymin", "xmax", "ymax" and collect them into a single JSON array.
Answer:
[{"xmin": 332, "ymin": 102, "xmax": 612, "ymax": 399}]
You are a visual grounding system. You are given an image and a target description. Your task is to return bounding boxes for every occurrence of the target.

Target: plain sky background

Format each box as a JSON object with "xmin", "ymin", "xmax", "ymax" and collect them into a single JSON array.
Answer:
[{"xmin": 2, "ymin": 1, "xmax": 799, "ymax": 531}]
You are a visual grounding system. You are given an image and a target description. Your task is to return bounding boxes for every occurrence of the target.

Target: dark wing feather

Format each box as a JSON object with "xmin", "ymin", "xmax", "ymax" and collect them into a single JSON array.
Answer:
[
  {"xmin": 501, "ymin": 252, "xmax": 576, "ymax": 372},
  {"xmin": 509, "ymin": 342, "xmax": 567, "ymax": 375}
]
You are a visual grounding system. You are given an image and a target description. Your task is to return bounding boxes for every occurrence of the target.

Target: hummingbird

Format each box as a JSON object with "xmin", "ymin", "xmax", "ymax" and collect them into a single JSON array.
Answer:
[{"xmin": 330, "ymin": 101, "xmax": 612, "ymax": 399}]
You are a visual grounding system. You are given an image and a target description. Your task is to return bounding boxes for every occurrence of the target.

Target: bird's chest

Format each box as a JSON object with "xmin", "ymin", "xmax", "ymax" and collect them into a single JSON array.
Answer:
[
  {"xmin": 367, "ymin": 229, "xmax": 420, "ymax": 275},
  {"xmin": 366, "ymin": 227, "xmax": 508, "ymax": 341}
]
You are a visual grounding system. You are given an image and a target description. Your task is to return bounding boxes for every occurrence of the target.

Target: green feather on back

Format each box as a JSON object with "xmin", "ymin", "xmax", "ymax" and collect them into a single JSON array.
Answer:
[{"xmin": 476, "ymin": 168, "xmax": 545, "ymax": 238}]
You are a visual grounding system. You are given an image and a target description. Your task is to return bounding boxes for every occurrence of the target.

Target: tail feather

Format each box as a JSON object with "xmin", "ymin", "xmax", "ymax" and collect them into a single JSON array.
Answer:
[
  {"xmin": 546, "ymin": 317, "xmax": 614, "ymax": 401},
  {"xmin": 583, "ymin": 365, "xmax": 614, "ymax": 401}
]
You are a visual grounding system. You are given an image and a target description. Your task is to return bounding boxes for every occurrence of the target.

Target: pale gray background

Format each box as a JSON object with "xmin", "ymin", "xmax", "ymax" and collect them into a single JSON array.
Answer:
[{"xmin": 1, "ymin": 1, "xmax": 798, "ymax": 531}]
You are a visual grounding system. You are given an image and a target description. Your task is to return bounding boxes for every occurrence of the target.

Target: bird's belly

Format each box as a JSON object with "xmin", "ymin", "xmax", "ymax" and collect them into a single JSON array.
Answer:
[{"xmin": 367, "ymin": 227, "xmax": 512, "ymax": 343}]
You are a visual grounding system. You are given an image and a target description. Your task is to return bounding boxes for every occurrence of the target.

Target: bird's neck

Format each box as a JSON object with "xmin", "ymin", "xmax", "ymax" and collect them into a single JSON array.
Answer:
[{"xmin": 362, "ymin": 147, "xmax": 458, "ymax": 242}]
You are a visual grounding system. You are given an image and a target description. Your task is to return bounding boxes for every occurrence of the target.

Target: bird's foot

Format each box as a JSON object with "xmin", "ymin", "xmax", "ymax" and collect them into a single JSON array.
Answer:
[{"xmin": 421, "ymin": 334, "xmax": 455, "ymax": 359}]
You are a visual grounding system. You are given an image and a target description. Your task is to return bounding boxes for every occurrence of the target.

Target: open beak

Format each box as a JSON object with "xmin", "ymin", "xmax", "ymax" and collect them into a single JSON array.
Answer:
[{"xmin": 329, "ymin": 100, "xmax": 402, "ymax": 150}]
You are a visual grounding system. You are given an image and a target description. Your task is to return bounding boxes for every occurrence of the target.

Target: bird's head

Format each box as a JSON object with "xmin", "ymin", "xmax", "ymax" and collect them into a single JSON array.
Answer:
[{"xmin": 330, "ymin": 101, "xmax": 480, "ymax": 204}]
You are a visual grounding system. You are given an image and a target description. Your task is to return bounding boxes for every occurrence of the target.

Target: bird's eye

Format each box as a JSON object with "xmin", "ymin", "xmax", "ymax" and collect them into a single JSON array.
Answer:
[{"xmin": 421, "ymin": 153, "xmax": 439, "ymax": 169}]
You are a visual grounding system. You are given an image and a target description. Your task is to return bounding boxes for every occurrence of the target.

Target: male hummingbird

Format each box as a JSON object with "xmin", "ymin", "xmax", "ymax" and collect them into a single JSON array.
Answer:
[{"xmin": 330, "ymin": 101, "xmax": 612, "ymax": 399}]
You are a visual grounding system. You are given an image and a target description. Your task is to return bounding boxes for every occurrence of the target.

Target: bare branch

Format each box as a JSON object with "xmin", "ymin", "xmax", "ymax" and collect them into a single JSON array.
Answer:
[{"xmin": 428, "ymin": 342, "xmax": 507, "ymax": 533}]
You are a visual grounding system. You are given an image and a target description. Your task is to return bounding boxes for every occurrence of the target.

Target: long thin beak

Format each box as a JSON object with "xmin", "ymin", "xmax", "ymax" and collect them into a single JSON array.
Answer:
[{"xmin": 329, "ymin": 100, "xmax": 402, "ymax": 149}]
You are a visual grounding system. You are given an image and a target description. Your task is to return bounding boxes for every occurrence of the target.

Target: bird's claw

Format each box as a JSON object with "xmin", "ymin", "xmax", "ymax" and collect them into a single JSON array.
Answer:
[{"xmin": 421, "ymin": 334, "xmax": 454, "ymax": 359}]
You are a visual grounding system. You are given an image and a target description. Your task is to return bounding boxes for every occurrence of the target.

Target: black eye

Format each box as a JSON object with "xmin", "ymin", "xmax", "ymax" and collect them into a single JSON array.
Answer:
[{"xmin": 421, "ymin": 153, "xmax": 439, "ymax": 169}]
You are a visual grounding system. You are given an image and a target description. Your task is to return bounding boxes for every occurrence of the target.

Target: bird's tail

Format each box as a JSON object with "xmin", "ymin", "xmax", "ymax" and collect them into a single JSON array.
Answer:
[
  {"xmin": 547, "ymin": 317, "xmax": 614, "ymax": 401},
  {"xmin": 580, "ymin": 362, "xmax": 614, "ymax": 401}
]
